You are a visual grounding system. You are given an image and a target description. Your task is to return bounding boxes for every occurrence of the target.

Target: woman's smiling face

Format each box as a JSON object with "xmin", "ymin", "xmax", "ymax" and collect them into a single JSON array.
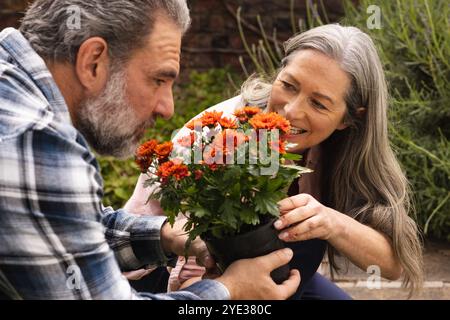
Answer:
[{"xmin": 268, "ymin": 49, "xmax": 351, "ymax": 154}]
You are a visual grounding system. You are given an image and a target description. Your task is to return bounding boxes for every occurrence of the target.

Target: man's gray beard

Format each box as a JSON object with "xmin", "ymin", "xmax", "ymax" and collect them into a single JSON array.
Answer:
[{"xmin": 76, "ymin": 69, "xmax": 154, "ymax": 159}]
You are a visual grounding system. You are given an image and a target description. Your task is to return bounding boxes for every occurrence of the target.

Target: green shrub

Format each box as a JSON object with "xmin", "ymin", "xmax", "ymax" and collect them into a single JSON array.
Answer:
[
  {"xmin": 342, "ymin": 0, "xmax": 449, "ymax": 240},
  {"xmin": 236, "ymin": 0, "xmax": 449, "ymax": 240},
  {"xmin": 98, "ymin": 68, "xmax": 237, "ymax": 209}
]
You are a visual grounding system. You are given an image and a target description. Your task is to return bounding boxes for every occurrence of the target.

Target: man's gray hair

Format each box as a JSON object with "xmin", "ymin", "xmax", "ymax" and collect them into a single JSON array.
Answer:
[{"xmin": 20, "ymin": 0, "xmax": 191, "ymax": 64}]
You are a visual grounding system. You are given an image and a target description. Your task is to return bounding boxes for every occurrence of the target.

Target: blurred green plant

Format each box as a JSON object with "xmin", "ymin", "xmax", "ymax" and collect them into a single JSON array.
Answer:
[
  {"xmin": 236, "ymin": 0, "xmax": 449, "ymax": 240},
  {"xmin": 98, "ymin": 68, "xmax": 238, "ymax": 208}
]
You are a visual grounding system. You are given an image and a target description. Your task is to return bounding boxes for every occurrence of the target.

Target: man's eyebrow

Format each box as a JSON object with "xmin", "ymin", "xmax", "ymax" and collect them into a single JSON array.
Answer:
[
  {"xmin": 312, "ymin": 91, "xmax": 335, "ymax": 105},
  {"xmin": 154, "ymin": 69, "xmax": 179, "ymax": 80}
]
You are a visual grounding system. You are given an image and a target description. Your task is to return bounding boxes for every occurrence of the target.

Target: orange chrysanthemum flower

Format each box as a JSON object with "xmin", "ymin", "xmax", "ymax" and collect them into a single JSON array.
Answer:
[
  {"xmin": 218, "ymin": 117, "xmax": 238, "ymax": 129},
  {"xmin": 194, "ymin": 169, "xmax": 204, "ymax": 180},
  {"xmin": 135, "ymin": 139, "xmax": 158, "ymax": 173},
  {"xmin": 234, "ymin": 106, "xmax": 261, "ymax": 123},
  {"xmin": 135, "ymin": 157, "xmax": 152, "ymax": 173},
  {"xmin": 136, "ymin": 139, "xmax": 158, "ymax": 158},
  {"xmin": 156, "ymin": 160, "xmax": 190, "ymax": 182},
  {"xmin": 249, "ymin": 112, "xmax": 291, "ymax": 134},
  {"xmin": 208, "ymin": 163, "xmax": 220, "ymax": 171},
  {"xmin": 243, "ymin": 106, "xmax": 262, "ymax": 116},
  {"xmin": 154, "ymin": 141, "xmax": 173, "ymax": 160},
  {"xmin": 186, "ymin": 110, "xmax": 224, "ymax": 130}
]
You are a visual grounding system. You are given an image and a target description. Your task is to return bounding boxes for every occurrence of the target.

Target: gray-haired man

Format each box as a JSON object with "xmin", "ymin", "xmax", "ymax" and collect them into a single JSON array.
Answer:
[{"xmin": 0, "ymin": 0, "xmax": 300, "ymax": 299}]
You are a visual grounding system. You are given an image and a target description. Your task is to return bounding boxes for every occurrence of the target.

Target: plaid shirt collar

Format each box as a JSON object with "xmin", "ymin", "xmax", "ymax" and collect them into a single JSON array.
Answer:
[{"xmin": 0, "ymin": 28, "xmax": 71, "ymax": 128}]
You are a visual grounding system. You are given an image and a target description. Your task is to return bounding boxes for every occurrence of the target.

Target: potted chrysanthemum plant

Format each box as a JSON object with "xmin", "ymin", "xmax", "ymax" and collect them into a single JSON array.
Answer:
[{"xmin": 135, "ymin": 107, "xmax": 311, "ymax": 283}]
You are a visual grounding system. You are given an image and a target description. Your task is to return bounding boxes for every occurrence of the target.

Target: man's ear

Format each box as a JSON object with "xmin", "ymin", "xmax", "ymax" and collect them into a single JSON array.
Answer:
[{"xmin": 75, "ymin": 37, "xmax": 110, "ymax": 95}]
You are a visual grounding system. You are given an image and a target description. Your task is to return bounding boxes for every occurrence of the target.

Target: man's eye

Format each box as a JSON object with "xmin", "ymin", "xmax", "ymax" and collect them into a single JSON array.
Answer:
[
  {"xmin": 280, "ymin": 80, "xmax": 297, "ymax": 92},
  {"xmin": 154, "ymin": 79, "xmax": 165, "ymax": 86}
]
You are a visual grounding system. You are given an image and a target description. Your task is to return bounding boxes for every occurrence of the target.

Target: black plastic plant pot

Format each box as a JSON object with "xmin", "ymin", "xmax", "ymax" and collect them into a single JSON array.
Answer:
[{"xmin": 203, "ymin": 219, "xmax": 290, "ymax": 284}]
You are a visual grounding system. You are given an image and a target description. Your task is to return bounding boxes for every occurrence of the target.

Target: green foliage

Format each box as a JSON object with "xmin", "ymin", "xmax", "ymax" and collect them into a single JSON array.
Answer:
[
  {"xmin": 98, "ymin": 69, "xmax": 238, "ymax": 208},
  {"xmin": 342, "ymin": 0, "xmax": 450, "ymax": 240},
  {"xmin": 236, "ymin": 0, "xmax": 449, "ymax": 240}
]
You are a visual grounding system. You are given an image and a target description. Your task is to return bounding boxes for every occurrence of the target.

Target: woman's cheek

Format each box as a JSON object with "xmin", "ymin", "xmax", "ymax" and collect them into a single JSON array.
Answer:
[
  {"xmin": 268, "ymin": 86, "xmax": 287, "ymax": 110},
  {"xmin": 313, "ymin": 119, "xmax": 340, "ymax": 143}
]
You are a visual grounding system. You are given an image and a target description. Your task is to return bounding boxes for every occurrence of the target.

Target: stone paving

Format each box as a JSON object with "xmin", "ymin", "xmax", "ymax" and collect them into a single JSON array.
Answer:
[{"xmin": 326, "ymin": 240, "xmax": 450, "ymax": 300}]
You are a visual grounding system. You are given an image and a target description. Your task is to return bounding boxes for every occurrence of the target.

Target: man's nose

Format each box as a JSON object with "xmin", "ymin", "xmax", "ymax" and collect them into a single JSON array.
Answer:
[{"xmin": 154, "ymin": 90, "xmax": 175, "ymax": 120}]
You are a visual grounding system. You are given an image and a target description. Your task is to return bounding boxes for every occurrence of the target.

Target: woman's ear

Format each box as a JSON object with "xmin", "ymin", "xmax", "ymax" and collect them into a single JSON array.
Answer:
[
  {"xmin": 337, "ymin": 121, "xmax": 349, "ymax": 130},
  {"xmin": 74, "ymin": 37, "xmax": 110, "ymax": 95},
  {"xmin": 337, "ymin": 107, "xmax": 366, "ymax": 130}
]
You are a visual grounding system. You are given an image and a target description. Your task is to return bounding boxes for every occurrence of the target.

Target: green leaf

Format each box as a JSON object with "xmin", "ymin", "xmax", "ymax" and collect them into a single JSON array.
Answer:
[
  {"xmin": 254, "ymin": 193, "xmax": 280, "ymax": 216},
  {"xmin": 267, "ymin": 176, "xmax": 286, "ymax": 192},
  {"xmin": 281, "ymin": 164, "xmax": 313, "ymax": 175},
  {"xmin": 240, "ymin": 207, "xmax": 260, "ymax": 225},
  {"xmin": 191, "ymin": 207, "xmax": 210, "ymax": 218},
  {"xmin": 283, "ymin": 152, "xmax": 302, "ymax": 161},
  {"xmin": 230, "ymin": 182, "xmax": 241, "ymax": 197},
  {"xmin": 186, "ymin": 185, "xmax": 198, "ymax": 195},
  {"xmin": 219, "ymin": 201, "xmax": 238, "ymax": 229}
]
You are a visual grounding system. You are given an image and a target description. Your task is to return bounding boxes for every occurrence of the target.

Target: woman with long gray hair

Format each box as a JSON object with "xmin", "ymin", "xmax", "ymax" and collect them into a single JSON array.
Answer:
[{"xmin": 130, "ymin": 24, "xmax": 423, "ymax": 299}]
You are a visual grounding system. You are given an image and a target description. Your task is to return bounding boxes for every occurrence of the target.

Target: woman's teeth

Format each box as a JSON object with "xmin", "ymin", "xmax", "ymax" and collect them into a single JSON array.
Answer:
[{"xmin": 290, "ymin": 128, "xmax": 307, "ymax": 135}]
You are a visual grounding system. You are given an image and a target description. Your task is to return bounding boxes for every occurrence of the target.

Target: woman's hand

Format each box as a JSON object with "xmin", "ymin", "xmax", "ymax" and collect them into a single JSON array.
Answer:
[
  {"xmin": 274, "ymin": 193, "xmax": 344, "ymax": 242},
  {"xmin": 168, "ymin": 256, "xmax": 206, "ymax": 291},
  {"xmin": 123, "ymin": 268, "xmax": 155, "ymax": 281}
]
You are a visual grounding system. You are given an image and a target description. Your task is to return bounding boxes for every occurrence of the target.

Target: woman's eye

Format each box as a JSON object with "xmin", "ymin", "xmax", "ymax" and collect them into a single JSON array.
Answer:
[
  {"xmin": 311, "ymin": 99, "xmax": 328, "ymax": 110},
  {"xmin": 280, "ymin": 80, "xmax": 297, "ymax": 92}
]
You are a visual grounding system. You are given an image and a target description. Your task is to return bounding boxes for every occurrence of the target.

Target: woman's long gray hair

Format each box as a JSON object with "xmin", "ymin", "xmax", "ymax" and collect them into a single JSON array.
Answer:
[{"xmin": 241, "ymin": 24, "xmax": 423, "ymax": 295}]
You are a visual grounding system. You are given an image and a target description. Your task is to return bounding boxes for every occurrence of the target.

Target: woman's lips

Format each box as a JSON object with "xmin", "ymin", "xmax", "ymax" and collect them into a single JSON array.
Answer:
[
  {"xmin": 282, "ymin": 128, "xmax": 309, "ymax": 139},
  {"xmin": 290, "ymin": 128, "xmax": 307, "ymax": 135}
]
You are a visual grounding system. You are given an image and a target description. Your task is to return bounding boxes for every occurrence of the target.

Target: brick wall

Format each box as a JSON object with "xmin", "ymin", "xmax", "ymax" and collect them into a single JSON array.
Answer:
[
  {"xmin": 0, "ymin": 0, "xmax": 345, "ymax": 75},
  {"xmin": 183, "ymin": 0, "xmax": 345, "ymax": 73}
]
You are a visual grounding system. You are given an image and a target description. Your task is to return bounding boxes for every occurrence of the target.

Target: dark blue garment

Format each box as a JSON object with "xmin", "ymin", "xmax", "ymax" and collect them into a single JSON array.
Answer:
[
  {"xmin": 287, "ymin": 239, "xmax": 327, "ymax": 299},
  {"xmin": 301, "ymin": 273, "xmax": 352, "ymax": 300},
  {"xmin": 285, "ymin": 177, "xmax": 350, "ymax": 300}
]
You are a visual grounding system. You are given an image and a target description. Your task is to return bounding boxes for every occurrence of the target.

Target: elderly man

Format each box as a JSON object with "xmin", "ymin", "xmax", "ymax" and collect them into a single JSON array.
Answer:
[{"xmin": 0, "ymin": 0, "xmax": 300, "ymax": 299}]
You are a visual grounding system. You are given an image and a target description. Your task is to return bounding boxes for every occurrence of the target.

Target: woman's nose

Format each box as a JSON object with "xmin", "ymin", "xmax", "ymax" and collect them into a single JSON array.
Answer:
[
  {"xmin": 282, "ymin": 102, "xmax": 298, "ymax": 118},
  {"xmin": 283, "ymin": 97, "xmax": 307, "ymax": 119}
]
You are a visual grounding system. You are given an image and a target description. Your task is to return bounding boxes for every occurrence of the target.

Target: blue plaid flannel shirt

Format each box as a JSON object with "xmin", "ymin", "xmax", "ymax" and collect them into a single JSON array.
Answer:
[{"xmin": 0, "ymin": 28, "xmax": 229, "ymax": 300}]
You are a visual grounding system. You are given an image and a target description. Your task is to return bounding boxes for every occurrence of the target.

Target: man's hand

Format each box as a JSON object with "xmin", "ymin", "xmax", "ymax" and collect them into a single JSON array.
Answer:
[
  {"xmin": 161, "ymin": 218, "xmax": 215, "ymax": 269},
  {"xmin": 215, "ymin": 248, "xmax": 300, "ymax": 300}
]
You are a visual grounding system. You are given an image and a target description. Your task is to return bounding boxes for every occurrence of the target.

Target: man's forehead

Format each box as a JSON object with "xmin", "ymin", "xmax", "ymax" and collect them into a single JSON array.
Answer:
[
  {"xmin": 136, "ymin": 41, "xmax": 181, "ymax": 77},
  {"xmin": 146, "ymin": 16, "xmax": 182, "ymax": 53}
]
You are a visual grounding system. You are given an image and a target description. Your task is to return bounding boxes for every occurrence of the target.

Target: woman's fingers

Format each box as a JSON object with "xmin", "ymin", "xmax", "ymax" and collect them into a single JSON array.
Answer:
[
  {"xmin": 179, "ymin": 256, "xmax": 206, "ymax": 282},
  {"xmin": 278, "ymin": 215, "xmax": 324, "ymax": 241},
  {"xmin": 277, "ymin": 193, "xmax": 311, "ymax": 213},
  {"xmin": 274, "ymin": 204, "xmax": 316, "ymax": 230},
  {"xmin": 123, "ymin": 268, "xmax": 155, "ymax": 280}
]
